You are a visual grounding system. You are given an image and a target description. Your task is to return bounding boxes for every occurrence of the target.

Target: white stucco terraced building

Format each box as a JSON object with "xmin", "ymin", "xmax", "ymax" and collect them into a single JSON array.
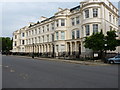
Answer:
[{"xmin": 12, "ymin": 0, "xmax": 120, "ymax": 57}]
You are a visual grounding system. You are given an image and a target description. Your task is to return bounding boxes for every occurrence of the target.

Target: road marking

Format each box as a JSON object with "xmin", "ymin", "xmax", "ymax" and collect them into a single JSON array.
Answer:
[
  {"xmin": 4, "ymin": 66, "xmax": 9, "ymax": 68},
  {"xmin": 10, "ymin": 69, "xmax": 15, "ymax": 72},
  {"xmin": 19, "ymin": 73, "xmax": 29, "ymax": 80}
]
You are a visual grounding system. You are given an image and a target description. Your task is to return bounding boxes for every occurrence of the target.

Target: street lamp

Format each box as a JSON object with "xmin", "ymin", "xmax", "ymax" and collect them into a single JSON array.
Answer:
[
  {"xmin": 32, "ymin": 43, "xmax": 34, "ymax": 58},
  {"xmin": 104, "ymin": 43, "xmax": 107, "ymax": 58}
]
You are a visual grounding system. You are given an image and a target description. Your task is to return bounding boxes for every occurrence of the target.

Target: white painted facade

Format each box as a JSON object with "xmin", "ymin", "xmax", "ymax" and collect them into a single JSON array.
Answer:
[{"xmin": 12, "ymin": 0, "xmax": 119, "ymax": 56}]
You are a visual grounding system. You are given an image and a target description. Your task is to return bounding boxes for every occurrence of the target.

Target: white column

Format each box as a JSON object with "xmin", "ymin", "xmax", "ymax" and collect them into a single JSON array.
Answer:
[
  {"xmin": 47, "ymin": 44, "xmax": 49, "ymax": 52},
  {"xmin": 81, "ymin": 40, "xmax": 85, "ymax": 53},
  {"xmin": 70, "ymin": 42, "xmax": 72, "ymax": 55},
  {"xmin": 39, "ymin": 45, "xmax": 41, "ymax": 53},
  {"xmin": 75, "ymin": 31, "xmax": 76, "ymax": 39},
  {"xmin": 59, "ymin": 19, "xmax": 60, "ymax": 27},
  {"xmin": 41, "ymin": 45, "xmax": 43, "ymax": 53}
]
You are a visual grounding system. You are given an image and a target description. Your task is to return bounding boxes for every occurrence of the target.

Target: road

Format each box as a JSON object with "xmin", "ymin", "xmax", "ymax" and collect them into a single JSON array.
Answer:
[{"xmin": 2, "ymin": 55, "xmax": 118, "ymax": 88}]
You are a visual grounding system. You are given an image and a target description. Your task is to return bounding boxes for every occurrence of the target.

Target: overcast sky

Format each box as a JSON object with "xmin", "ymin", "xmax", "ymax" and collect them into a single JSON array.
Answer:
[{"xmin": 1, "ymin": 1, "xmax": 119, "ymax": 38}]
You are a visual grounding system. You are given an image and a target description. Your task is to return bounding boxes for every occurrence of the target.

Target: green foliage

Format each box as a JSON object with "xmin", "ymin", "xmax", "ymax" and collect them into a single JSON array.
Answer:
[
  {"xmin": 84, "ymin": 32, "xmax": 105, "ymax": 51},
  {"xmin": 0, "ymin": 38, "xmax": 2, "ymax": 51},
  {"xmin": 105, "ymin": 30, "xmax": 118, "ymax": 51},
  {"xmin": 0, "ymin": 37, "xmax": 13, "ymax": 52},
  {"xmin": 84, "ymin": 30, "xmax": 120, "ymax": 52}
]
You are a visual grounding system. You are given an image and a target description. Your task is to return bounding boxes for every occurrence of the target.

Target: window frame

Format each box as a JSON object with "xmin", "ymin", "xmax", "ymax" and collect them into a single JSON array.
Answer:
[
  {"xmin": 51, "ymin": 23, "xmax": 54, "ymax": 30},
  {"xmin": 93, "ymin": 8, "xmax": 98, "ymax": 17},
  {"xmin": 71, "ymin": 18, "xmax": 75, "ymax": 26},
  {"xmin": 22, "ymin": 33, "xmax": 25, "ymax": 37},
  {"xmin": 85, "ymin": 9, "xmax": 89, "ymax": 18},
  {"xmin": 61, "ymin": 19, "xmax": 65, "ymax": 26},
  {"xmin": 72, "ymin": 31, "xmax": 75, "ymax": 39},
  {"xmin": 76, "ymin": 30, "xmax": 80, "ymax": 38},
  {"xmin": 93, "ymin": 24, "xmax": 98, "ymax": 34},
  {"xmin": 76, "ymin": 16, "xmax": 80, "ymax": 24},
  {"xmin": 22, "ymin": 40, "xmax": 25, "ymax": 45},
  {"xmin": 56, "ymin": 20, "xmax": 59, "ymax": 27},
  {"xmin": 85, "ymin": 25, "xmax": 90, "ymax": 36},
  {"xmin": 47, "ymin": 24, "xmax": 49, "ymax": 31},
  {"xmin": 56, "ymin": 32, "xmax": 59, "ymax": 40},
  {"xmin": 61, "ymin": 31, "xmax": 65, "ymax": 40}
]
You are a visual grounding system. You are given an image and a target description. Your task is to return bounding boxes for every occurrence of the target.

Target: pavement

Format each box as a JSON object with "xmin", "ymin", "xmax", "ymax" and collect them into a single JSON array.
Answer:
[
  {"xmin": 9, "ymin": 55, "xmax": 109, "ymax": 66},
  {"xmin": 2, "ymin": 55, "xmax": 118, "ymax": 88}
]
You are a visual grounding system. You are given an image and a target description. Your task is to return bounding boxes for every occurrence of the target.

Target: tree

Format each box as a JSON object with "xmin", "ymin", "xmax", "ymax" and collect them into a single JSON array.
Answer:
[
  {"xmin": 1, "ymin": 37, "xmax": 13, "ymax": 52},
  {"xmin": 84, "ymin": 30, "xmax": 120, "ymax": 59},
  {"xmin": 105, "ymin": 30, "xmax": 119, "ymax": 51},
  {"xmin": 0, "ymin": 37, "xmax": 2, "ymax": 52},
  {"xmin": 84, "ymin": 31, "xmax": 105, "ymax": 52}
]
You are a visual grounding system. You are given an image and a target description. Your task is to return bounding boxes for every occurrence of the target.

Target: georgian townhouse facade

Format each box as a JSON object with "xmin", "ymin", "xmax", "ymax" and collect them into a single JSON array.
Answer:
[{"xmin": 12, "ymin": 0, "xmax": 119, "ymax": 57}]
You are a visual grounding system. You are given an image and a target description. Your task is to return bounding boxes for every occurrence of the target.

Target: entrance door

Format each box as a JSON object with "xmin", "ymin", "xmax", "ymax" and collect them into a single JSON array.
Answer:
[
  {"xmin": 52, "ymin": 44, "xmax": 55, "ymax": 57},
  {"xmin": 79, "ymin": 44, "xmax": 81, "ymax": 55}
]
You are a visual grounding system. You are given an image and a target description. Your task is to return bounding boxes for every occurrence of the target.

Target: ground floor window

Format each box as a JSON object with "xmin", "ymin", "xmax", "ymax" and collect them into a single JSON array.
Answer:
[{"xmin": 61, "ymin": 45, "xmax": 65, "ymax": 52}]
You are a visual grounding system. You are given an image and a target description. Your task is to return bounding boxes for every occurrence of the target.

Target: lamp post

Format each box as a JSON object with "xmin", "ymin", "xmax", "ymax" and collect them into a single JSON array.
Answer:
[
  {"xmin": 104, "ymin": 43, "xmax": 107, "ymax": 58},
  {"xmin": 32, "ymin": 43, "xmax": 34, "ymax": 58}
]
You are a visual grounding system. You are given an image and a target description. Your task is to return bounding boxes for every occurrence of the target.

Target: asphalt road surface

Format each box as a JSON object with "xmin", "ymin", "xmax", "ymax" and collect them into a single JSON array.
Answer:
[{"xmin": 2, "ymin": 55, "xmax": 119, "ymax": 88}]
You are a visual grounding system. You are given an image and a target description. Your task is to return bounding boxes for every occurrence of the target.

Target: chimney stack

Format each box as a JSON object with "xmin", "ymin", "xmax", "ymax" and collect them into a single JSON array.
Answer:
[
  {"xmin": 58, "ymin": 8, "xmax": 63, "ymax": 12},
  {"xmin": 40, "ymin": 16, "xmax": 47, "ymax": 21}
]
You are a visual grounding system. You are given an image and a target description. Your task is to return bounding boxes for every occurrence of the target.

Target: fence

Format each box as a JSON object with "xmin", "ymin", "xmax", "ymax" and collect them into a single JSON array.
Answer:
[{"xmin": 2, "ymin": 51, "xmax": 119, "ymax": 61}]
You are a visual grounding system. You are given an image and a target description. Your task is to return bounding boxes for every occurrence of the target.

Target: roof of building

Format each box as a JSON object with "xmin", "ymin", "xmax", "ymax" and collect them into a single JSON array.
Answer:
[
  {"xmin": 29, "ymin": 5, "xmax": 81, "ymax": 28},
  {"xmin": 41, "ymin": 16, "xmax": 55, "ymax": 23},
  {"xmin": 28, "ymin": 16, "xmax": 55, "ymax": 28},
  {"xmin": 70, "ymin": 5, "xmax": 80, "ymax": 12}
]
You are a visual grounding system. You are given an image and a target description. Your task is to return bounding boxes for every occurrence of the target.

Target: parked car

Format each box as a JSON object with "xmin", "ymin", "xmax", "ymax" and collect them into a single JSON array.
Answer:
[{"xmin": 106, "ymin": 54, "xmax": 120, "ymax": 64}]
